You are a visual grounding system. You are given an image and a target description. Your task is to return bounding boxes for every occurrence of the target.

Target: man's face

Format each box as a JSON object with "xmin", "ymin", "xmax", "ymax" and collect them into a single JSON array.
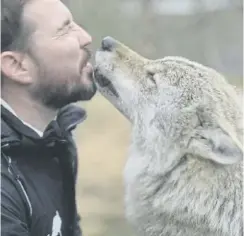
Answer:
[{"xmin": 24, "ymin": 0, "xmax": 96, "ymax": 108}]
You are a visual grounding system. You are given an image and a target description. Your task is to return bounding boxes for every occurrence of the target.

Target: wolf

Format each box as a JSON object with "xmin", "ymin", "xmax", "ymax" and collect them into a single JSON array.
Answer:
[{"xmin": 94, "ymin": 36, "xmax": 243, "ymax": 236}]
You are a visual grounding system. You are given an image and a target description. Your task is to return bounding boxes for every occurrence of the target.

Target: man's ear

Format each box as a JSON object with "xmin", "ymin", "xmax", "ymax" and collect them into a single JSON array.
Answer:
[
  {"xmin": 1, "ymin": 51, "xmax": 32, "ymax": 84},
  {"xmin": 187, "ymin": 106, "xmax": 243, "ymax": 165}
]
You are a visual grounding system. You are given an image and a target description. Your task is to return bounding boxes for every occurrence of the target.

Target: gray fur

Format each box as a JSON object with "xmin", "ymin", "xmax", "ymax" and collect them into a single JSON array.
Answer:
[{"xmin": 95, "ymin": 38, "xmax": 243, "ymax": 236}]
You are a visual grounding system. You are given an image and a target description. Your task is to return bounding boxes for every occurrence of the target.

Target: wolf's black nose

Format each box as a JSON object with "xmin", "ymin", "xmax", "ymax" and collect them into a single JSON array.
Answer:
[{"xmin": 101, "ymin": 36, "xmax": 116, "ymax": 51}]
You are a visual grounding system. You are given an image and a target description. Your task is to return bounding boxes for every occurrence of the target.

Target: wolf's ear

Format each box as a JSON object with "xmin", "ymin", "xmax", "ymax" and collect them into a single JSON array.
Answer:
[{"xmin": 187, "ymin": 107, "xmax": 243, "ymax": 165}]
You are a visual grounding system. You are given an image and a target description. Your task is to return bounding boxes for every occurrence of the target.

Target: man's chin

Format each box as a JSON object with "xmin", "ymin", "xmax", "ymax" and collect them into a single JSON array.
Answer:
[
  {"xmin": 71, "ymin": 82, "xmax": 97, "ymax": 102},
  {"xmin": 80, "ymin": 84, "xmax": 97, "ymax": 101},
  {"xmin": 37, "ymin": 84, "xmax": 97, "ymax": 110},
  {"xmin": 72, "ymin": 71, "xmax": 98, "ymax": 102}
]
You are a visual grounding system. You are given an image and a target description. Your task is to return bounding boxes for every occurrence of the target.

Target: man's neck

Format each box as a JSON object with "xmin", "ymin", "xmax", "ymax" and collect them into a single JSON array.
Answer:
[{"xmin": 2, "ymin": 91, "xmax": 57, "ymax": 133}]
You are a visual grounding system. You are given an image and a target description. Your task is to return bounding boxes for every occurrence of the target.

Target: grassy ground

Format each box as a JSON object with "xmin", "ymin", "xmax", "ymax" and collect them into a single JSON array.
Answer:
[{"xmin": 73, "ymin": 93, "xmax": 134, "ymax": 236}]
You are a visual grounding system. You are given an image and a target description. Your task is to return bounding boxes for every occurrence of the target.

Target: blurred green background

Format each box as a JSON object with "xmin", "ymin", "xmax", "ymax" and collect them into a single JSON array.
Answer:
[{"xmin": 66, "ymin": 0, "xmax": 243, "ymax": 235}]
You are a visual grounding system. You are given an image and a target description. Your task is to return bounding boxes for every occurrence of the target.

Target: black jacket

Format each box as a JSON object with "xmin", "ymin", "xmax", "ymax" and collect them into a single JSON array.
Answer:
[{"xmin": 1, "ymin": 104, "xmax": 86, "ymax": 236}]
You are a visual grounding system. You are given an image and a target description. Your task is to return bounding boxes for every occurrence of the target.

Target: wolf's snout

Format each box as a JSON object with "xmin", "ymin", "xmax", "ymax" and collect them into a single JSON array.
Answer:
[{"xmin": 101, "ymin": 36, "xmax": 116, "ymax": 51}]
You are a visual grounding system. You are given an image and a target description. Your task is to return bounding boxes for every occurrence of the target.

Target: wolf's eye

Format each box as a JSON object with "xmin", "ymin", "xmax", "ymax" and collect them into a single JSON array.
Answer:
[{"xmin": 147, "ymin": 72, "xmax": 157, "ymax": 85}]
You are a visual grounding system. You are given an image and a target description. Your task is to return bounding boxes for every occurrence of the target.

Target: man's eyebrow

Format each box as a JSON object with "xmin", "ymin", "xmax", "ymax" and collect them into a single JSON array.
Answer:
[{"xmin": 57, "ymin": 19, "xmax": 71, "ymax": 31}]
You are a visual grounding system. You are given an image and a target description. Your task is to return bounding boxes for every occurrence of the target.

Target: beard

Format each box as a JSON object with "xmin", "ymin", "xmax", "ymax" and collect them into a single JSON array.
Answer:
[{"xmin": 28, "ymin": 50, "xmax": 97, "ymax": 109}]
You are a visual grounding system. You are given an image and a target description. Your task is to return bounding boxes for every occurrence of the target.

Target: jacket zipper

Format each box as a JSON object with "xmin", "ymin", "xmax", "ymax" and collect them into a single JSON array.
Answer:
[
  {"xmin": 16, "ymin": 176, "xmax": 33, "ymax": 217},
  {"xmin": 2, "ymin": 148, "xmax": 33, "ymax": 218}
]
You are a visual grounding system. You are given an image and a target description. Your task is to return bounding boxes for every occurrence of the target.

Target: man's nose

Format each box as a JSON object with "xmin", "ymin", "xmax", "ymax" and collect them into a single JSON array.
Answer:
[
  {"xmin": 101, "ymin": 36, "xmax": 117, "ymax": 51},
  {"xmin": 77, "ymin": 25, "xmax": 92, "ymax": 47}
]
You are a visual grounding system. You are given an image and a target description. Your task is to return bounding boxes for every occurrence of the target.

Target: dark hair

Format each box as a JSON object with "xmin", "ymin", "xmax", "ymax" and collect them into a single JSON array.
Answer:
[{"xmin": 1, "ymin": 0, "xmax": 33, "ymax": 52}]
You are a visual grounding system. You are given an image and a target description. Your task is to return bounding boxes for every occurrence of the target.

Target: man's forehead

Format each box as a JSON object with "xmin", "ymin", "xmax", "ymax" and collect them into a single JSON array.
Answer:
[{"xmin": 23, "ymin": 0, "xmax": 72, "ymax": 30}]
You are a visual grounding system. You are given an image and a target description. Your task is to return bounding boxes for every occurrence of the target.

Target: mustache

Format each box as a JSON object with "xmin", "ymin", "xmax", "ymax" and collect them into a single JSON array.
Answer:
[
  {"xmin": 79, "ymin": 47, "xmax": 93, "ymax": 72},
  {"xmin": 83, "ymin": 47, "xmax": 92, "ymax": 62}
]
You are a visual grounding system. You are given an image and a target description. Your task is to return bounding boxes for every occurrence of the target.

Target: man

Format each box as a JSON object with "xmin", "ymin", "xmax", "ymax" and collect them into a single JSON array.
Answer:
[{"xmin": 1, "ymin": 0, "xmax": 96, "ymax": 235}]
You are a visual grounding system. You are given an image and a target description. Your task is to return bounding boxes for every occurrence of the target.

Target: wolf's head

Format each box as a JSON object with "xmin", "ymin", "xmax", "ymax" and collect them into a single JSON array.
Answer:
[{"xmin": 95, "ymin": 36, "xmax": 243, "ymax": 166}]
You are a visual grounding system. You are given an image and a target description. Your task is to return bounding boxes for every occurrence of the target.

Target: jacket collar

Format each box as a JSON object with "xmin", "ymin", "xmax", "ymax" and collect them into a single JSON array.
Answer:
[
  {"xmin": 1, "ymin": 99, "xmax": 43, "ymax": 137},
  {"xmin": 1, "ymin": 104, "xmax": 87, "ymax": 148}
]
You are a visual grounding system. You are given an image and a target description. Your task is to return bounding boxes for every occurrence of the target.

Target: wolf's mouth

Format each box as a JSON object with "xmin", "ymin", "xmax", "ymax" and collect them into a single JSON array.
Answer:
[
  {"xmin": 94, "ymin": 68, "xmax": 119, "ymax": 97},
  {"xmin": 94, "ymin": 68, "xmax": 111, "ymax": 87}
]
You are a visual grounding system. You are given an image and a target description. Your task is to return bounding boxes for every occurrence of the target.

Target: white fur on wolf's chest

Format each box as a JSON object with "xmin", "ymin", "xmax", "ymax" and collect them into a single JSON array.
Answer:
[{"xmin": 123, "ymin": 152, "xmax": 240, "ymax": 236}]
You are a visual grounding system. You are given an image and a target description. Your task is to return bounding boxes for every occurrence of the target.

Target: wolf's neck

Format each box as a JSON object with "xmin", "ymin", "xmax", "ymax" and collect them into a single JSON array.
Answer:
[{"xmin": 130, "ymin": 125, "xmax": 185, "ymax": 176}]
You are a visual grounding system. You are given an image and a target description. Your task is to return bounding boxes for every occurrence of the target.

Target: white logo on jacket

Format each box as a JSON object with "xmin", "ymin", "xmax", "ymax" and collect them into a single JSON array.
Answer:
[{"xmin": 47, "ymin": 211, "xmax": 62, "ymax": 236}]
